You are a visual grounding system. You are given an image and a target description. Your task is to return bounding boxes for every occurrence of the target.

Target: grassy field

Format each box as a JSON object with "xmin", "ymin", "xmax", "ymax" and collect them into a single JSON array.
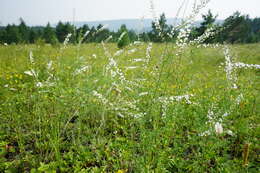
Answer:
[{"xmin": 0, "ymin": 43, "xmax": 259, "ymax": 172}]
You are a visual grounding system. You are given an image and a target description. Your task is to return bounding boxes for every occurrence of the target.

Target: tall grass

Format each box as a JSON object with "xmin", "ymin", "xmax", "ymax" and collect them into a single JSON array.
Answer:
[{"xmin": 0, "ymin": 0, "xmax": 260, "ymax": 172}]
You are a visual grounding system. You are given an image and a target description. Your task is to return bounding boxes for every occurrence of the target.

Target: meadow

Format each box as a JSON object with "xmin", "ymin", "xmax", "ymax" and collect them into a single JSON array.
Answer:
[{"xmin": 0, "ymin": 42, "xmax": 259, "ymax": 172}]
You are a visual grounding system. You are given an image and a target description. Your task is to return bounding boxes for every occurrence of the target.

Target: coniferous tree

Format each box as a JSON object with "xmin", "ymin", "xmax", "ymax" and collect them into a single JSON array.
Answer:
[
  {"xmin": 56, "ymin": 22, "xmax": 74, "ymax": 43},
  {"xmin": 150, "ymin": 13, "xmax": 170, "ymax": 42},
  {"xmin": 18, "ymin": 18, "xmax": 30, "ymax": 43},
  {"xmin": 220, "ymin": 12, "xmax": 251, "ymax": 43},
  {"xmin": 43, "ymin": 23, "xmax": 58, "ymax": 45},
  {"xmin": 5, "ymin": 24, "xmax": 21, "ymax": 44}
]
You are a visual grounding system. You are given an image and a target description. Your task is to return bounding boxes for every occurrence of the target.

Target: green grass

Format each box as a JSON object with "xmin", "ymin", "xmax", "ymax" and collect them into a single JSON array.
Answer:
[{"xmin": 0, "ymin": 43, "xmax": 259, "ymax": 172}]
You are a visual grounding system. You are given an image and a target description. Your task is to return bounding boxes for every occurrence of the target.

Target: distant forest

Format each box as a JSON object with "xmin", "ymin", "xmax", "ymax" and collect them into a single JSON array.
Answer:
[{"xmin": 1, "ymin": 11, "xmax": 260, "ymax": 45}]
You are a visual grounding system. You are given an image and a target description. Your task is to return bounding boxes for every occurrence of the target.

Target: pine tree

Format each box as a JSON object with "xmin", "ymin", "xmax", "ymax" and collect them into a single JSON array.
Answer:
[
  {"xmin": 43, "ymin": 23, "xmax": 58, "ymax": 45},
  {"xmin": 18, "ymin": 18, "xmax": 30, "ymax": 43}
]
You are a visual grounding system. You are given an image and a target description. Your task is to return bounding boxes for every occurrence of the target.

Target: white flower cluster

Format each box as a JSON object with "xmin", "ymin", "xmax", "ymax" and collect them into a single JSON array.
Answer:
[
  {"xmin": 63, "ymin": 33, "xmax": 72, "ymax": 46},
  {"xmin": 93, "ymin": 90, "xmax": 111, "ymax": 106},
  {"xmin": 223, "ymin": 46, "xmax": 260, "ymax": 89},
  {"xmin": 223, "ymin": 46, "xmax": 237, "ymax": 89},
  {"xmin": 149, "ymin": 0, "xmax": 162, "ymax": 37},
  {"xmin": 144, "ymin": 43, "xmax": 153, "ymax": 66},
  {"xmin": 24, "ymin": 52, "xmax": 55, "ymax": 89},
  {"xmin": 104, "ymin": 35, "xmax": 113, "ymax": 43},
  {"xmin": 133, "ymin": 58, "xmax": 145, "ymax": 62},
  {"xmin": 93, "ymin": 88, "xmax": 145, "ymax": 118},
  {"xmin": 199, "ymin": 106, "xmax": 234, "ymax": 136},
  {"xmin": 158, "ymin": 94, "xmax": 194, "ymax": 117},
  {"xmin": 118, "ymin": 32, "xmax": 126, "ymax": 42},
  {"xmin": 190, "ymin": 27, "xmax": 216, "ymax": 45},
  {"xmin": 128, "ymin": 48, "xmax": 137, "ymax": 54},
  {"xmin": 96, "ymin": 24, "xmax": 108, "ymax": 34},
  {"xmin": 176, "ymin": 27, "xmax": 191, "ymax": 49},
  {"xmin": 73, "ymin": 65, "xmax": 90, "ymax": 75},
  {"xmin": 106, "ymin": 57, "xmax": 126, "ymax": 83},
  {"xmin": 114, "ymin": 50, "xmax": 124, "ymax": 57},
  {"xmin": 24, "ymin": 69, "xmax": 38, "ymax": 78},
  {"xmin": 233, "ymin": 62, "xmax": 260, "ymax": 69},
  {"xmin": 78, "ymin": 31, "xmax": 90, "ymax": 46}
]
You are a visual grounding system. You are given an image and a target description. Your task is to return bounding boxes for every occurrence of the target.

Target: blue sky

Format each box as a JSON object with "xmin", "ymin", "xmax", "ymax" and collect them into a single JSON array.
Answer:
[{"xmin": 1, "ymin": 0, "xmax": 260, "ymax": 26}]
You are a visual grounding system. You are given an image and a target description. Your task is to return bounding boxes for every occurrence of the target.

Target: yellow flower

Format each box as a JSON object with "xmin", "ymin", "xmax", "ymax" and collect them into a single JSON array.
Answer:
[{"xmin": 116, "ymin": 169, "xmax": 127, "ymax": 173}]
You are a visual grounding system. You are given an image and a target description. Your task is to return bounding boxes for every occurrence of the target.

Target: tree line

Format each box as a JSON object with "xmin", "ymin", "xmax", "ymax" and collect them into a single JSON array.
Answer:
[{"xmin": 0, "ymin": 11, "xmax": 260, "ymax": 46}]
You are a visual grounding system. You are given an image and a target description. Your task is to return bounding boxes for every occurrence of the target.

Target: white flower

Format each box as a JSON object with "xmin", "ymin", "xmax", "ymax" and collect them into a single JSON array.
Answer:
[
  {"xmin": 114, "ymin": 50, "xmax": 124, "ymax": 57},
  {"xmin": 36, "ymin": 82, "xmax": 43, "ymax": 88},
  {"xmin": 83, "ymin": 31, "xmax": 90, "ymax": 38},
  {"xmin": 215, "ymin": 122, "xmax": 223, "ymax": 135},
  {"xmin": 104, "ymin": 35, "xmax": 113, "ymax": 43},
  {"xmin": 138, "ymin": 92, "xmax": 149, "ymax": 96},
  {"xmin": 96, "ymin": 24, "xmax": 108, "ymax": 33},
  {"xmin": 47, "ymin": 61, "xmax": 53, "ymax": 70},
  {"xmin": 128, "ymin": 48, "xmax": 137, "ymax": 54},
  {"xmin": 24, "ymin": 70, "xmax": 37, "ymax": 77},
  {"xmin": 92, "ymin": 54, "xmax": 97, "ymax": 58},
  {"xmin": 133, "ymin": 41, "xmax": 142, "ymax": 45},
  {"xmin": 126, "ymin": 66, "xmax": 138, "ymax": 70},
  {"xmin": 63, "ymin": 33, "xmax": 72, "ymax": 46},
  {"xmin": 29, "ymin": 51, "xmax": 34, "ymax": 64},
  {"xmin": 233, "ymin": 62, "xmax": 260, "ymax": 69},
  {"xmin": 118, "ymin": 32, "xmax": 126, "ymax": 41},
  {"xmin": 236, "ymin": 94, "xmax": 244, "ymax": 105},
  {"xmin": 133, "ymin": 58, "xmax": 145, "ymax": 62},
  {"xmin": 199, "ymin": 130, "xmax": 211, "ymax": 137},
  {"xmin": 226, "ymin": 130, "xmax": 234, "ymax": 136},
  {"xmin": 223, "ymin": 112, "xmax": 229, "ymax": 117},
  {"xmin": 74, "ymin": 66, "xmax": 90, "ymax": 75}
]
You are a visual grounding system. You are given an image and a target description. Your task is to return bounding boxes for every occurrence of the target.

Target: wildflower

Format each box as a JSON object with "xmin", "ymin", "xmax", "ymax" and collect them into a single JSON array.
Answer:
[
  {"xmin": 226, "ymin": 130, "xmax": 234, "ymax": 136},
  {"xmin": 118, "ymin": 32, "xmax": 126, "ymax": 42},
  {"xmin": 36, "ymin": 82, "xmax": 43, "ymax": 88},
  {"xmin": 104, "ymin": 35, "xmax": 113, "ymax": 43},
  {"xmin": 223, "ymin": 112, "xmax": 229, "ymax": 117},
  {"xmin": 223, "ymin": 46, "xmax": 237, "ymax": 88},
  {"xmin": 233, "ymin": 62, "xmax": 260, "ymax": 69},
  {"xmin": 125, "ymin": 66, "xmax": 138, "ymax": 70},
  {"xmin": 63, "ymin": 33, "xmax": 72, "ymax": 46},
  {"xmin": 236, "ymin": 94, "xmax": 244, "ymax": 105},
  {"xmin": 114, "ymin": 50, "xmax": 124, "ymax": 57},
  {"xmin": 83, "ymin": 30, "xmax": 90, "ymax": 38},
  {"xmin": 96, "ymin": 24, "xmax": 108, "ymax": 33},
  {"xmin": 128, "ymin": 48, "xmax": 137, "ymax": 54},
  {"xmin": 145, "ymin": 43, "xmax": 153, "ymax": 66},
  {"xmin": 29, "ymin": 51, "xmax": 34, "ymax": 64},
  {"xmin": 74, "ymin": 66, "xmax": 90, "ymax": 75},
  {"xmin": 133, "ymin": 41, "xmax": 142, "ymax": 45},
  {"xmin": 214, "ymin": 122, "xmax": 223, "ymax": 135},
  {"xmin": 138, "ymin": 92, "xmax": 149, "ymax": 96},
  {"xmin": 47, "ymin": 61, "xmax": 53, "ymax": 70},
  {"xmin": 133, "ymin": 58, "xmax": 145, "ymax": 62},
  {"xmin": 92, "ymin": 54, "xmax": 97, "ymax": 58},
  {"xmin": 24, "ymin": 70, "xmax": 37, "ymax": 77},
  {"xmin": 198, "ymin": 130, "xmax": 211, "ymax": 136}
]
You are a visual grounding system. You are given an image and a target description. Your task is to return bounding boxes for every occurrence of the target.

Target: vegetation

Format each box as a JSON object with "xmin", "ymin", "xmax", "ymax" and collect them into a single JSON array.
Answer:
[
  {"xmin": 1, "ymin": 11, "xmax": 260, "ymax": 45},
  {"xmin": 0, "ymin": 42, "xmax": 259, "ymax": 172},
  {"xmin": 0, "ymin": 0, "xmax": 260, "ymax": 172}
]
